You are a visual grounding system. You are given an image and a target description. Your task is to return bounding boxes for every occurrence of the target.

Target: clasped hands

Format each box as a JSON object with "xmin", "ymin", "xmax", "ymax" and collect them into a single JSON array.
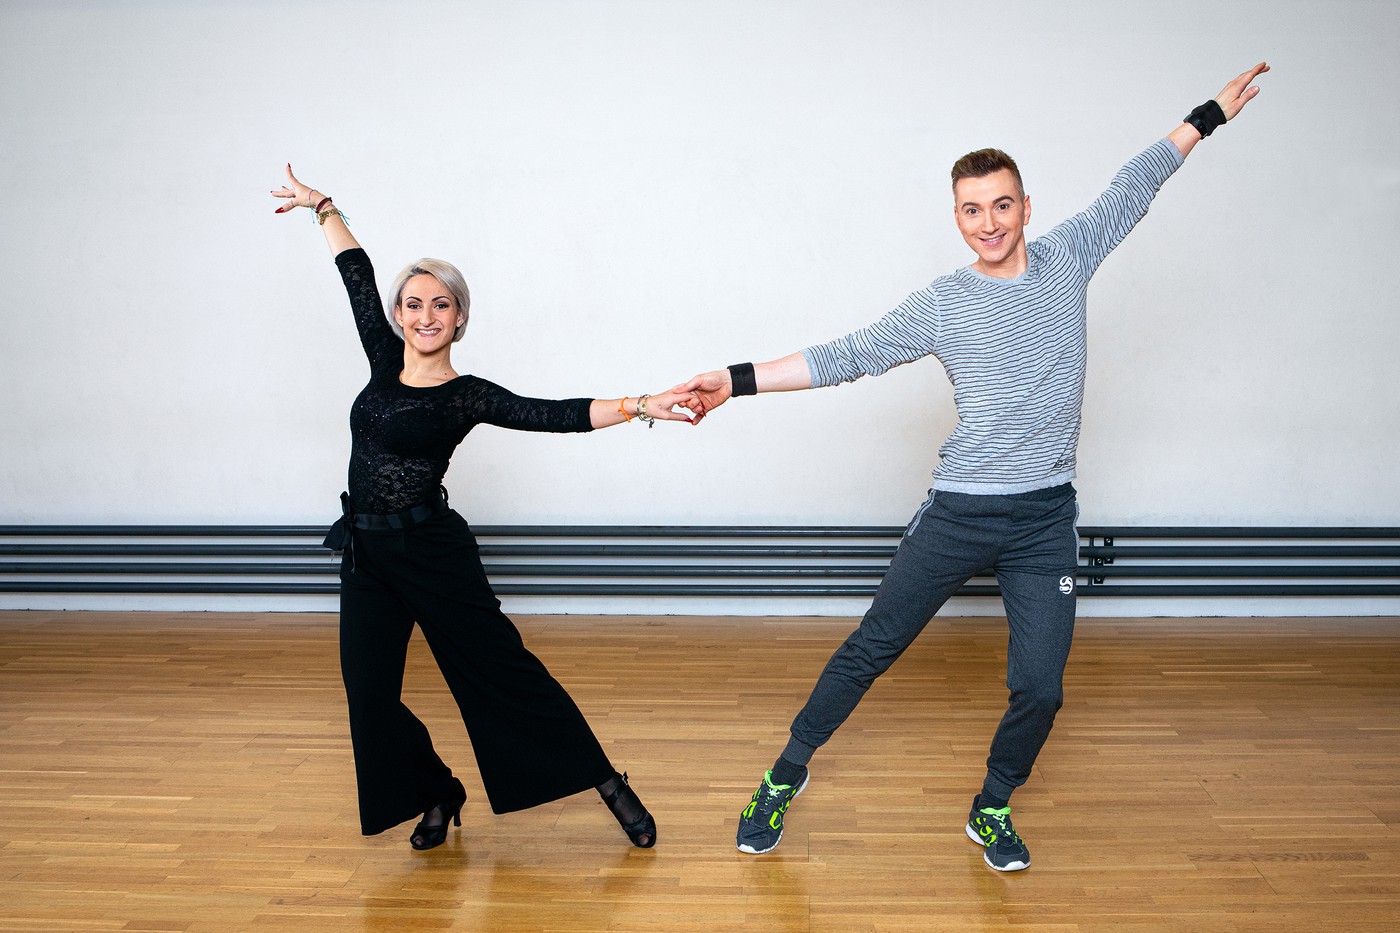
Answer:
[{"xmin": 644, "ymin": 369, "xmax": 732, "ymax": 426}]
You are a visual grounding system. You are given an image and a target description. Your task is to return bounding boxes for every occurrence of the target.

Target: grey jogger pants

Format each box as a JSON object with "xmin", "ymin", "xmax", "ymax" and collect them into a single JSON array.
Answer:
[{"xmin": 786, "ymin": 483, "xmax": 1079, "ymax": 801}]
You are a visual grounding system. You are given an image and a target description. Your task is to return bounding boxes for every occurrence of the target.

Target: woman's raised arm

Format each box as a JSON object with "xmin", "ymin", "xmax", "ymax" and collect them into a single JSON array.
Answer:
[{"xmin": 271, "ymin": 163, "xmax": 360, "ymax": 256}]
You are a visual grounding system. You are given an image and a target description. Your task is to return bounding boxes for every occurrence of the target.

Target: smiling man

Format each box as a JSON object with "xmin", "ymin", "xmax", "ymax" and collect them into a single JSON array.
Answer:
[{"xmin": 678, "ymin": 62, "xmax": 1270, "ymax": 872}]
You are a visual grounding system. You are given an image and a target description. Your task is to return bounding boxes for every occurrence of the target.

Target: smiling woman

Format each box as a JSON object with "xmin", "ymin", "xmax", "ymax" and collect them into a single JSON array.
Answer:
[
  {"xmin": 387, "ymin": 258, "xmax": 471, "ymax": 342},
  {"xmin": 269, "ymin": 165, "xmax": 701, "ymax": 854},
  {"xmin": 390, "ymin": 266, "xmax": 467, "ymax": 382}
]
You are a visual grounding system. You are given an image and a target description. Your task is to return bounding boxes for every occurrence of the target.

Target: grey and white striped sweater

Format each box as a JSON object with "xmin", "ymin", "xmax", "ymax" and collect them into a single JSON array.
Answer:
[{"xmin": 801, "ymin": 138, "xmax": 1185, "ymax": 495}]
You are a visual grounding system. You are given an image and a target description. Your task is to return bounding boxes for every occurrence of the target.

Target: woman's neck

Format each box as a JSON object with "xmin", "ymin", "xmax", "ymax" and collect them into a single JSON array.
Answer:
[{"xmin": 399, "ymin": 347, "xmax": 459, "ymax": 387}]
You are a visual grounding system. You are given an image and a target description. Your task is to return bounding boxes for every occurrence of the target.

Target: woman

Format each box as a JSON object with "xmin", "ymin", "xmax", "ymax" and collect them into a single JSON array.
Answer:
[{"xmin": 272, "ymin": 165, "xmax": 698, "ymax": 850}]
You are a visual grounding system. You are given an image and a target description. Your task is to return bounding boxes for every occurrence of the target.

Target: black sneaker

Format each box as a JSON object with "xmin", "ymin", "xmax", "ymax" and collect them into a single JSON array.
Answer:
[
  {"xmin": 965, "ymin": 795, "xmax": 1030, "ymax": 871},
  {"xmin": 736, "ymin": 769, "xmax": 809, "ymax": 854}
]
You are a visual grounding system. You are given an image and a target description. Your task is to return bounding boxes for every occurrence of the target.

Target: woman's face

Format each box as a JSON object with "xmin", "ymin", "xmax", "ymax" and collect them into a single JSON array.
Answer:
[{"xmin": 394, "ymin": 273, "xmax": 463, "ymax": 354}]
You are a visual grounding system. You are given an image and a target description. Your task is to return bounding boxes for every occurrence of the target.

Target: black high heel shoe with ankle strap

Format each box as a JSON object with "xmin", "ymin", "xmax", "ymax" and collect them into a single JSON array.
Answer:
[
  {"xmin": 410, "ymin": 777, "xmax": 467, "ymax": 851},
  {"xmin": 600, "ymin": 771, "xmax": 656, "ymax": 848}
]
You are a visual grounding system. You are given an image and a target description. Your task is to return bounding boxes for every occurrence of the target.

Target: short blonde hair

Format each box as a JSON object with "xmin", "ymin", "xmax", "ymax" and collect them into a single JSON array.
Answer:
[{"xmin": 386, "ymin": 258, "xmax": 471, "ymax": 343}]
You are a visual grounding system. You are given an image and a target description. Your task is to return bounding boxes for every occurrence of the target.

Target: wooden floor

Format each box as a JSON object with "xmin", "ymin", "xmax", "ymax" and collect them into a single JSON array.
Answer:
[{"xmin": 1, "ymin": 612, "xmax": 1398, "ymax": 932}]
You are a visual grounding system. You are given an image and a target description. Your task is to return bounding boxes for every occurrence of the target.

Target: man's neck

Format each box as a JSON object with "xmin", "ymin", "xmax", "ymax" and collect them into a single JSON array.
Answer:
[{"xmin": 972, "ymin": 246, "xmax": 1029, "ymax": 279}]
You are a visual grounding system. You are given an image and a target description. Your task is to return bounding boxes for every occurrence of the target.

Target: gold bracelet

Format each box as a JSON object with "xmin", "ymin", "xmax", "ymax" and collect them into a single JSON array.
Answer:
[{"xmin": 316, "ymin": 207, "xmax": 342, "ymax": 226}]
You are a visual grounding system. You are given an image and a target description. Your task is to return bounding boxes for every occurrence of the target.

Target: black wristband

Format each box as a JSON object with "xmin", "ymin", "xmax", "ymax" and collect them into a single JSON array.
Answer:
[
  {"xmin": 727, "ymin": 362, "xmax": 758, "ymax": 396},
  {"xmin": 1183, "ymin": 99, "xmax": 1227, "ymax": 138}
]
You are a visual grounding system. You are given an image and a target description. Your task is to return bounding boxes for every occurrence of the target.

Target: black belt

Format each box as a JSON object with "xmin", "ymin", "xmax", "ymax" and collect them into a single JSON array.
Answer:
[
  {"xmin": 323, "ymin": 486, "xmax": 450, "ymax": 571},
  {"xmin": 352, "ymin": 487, "xmax": 449, "ymax": 531}
]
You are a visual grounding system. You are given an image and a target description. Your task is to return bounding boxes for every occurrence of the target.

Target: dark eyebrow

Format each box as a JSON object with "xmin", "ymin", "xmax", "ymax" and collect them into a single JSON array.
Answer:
[
  {"xmin": 405, "ymin": 294, "xmax": 452, "ymax": 302},
  {"xmin": 959, "ymin": 195, "xmax": 1017, "ymax": 210}
]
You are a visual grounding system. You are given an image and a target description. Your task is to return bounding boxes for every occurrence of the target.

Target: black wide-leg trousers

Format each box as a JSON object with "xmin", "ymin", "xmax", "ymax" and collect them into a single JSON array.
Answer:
[{"xmin": 338, "ymin": 509, "xmax": 614, "ymax": 835}]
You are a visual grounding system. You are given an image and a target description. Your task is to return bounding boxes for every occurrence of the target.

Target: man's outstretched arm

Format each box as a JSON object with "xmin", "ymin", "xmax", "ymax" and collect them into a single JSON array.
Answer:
[
  {"xmin": 1168, "ymin": 61, "xmax": 1270, "ymax": 158},
  {"xmin": 674, "ymin": 353, "xmax": 813, "ymax": 420}
]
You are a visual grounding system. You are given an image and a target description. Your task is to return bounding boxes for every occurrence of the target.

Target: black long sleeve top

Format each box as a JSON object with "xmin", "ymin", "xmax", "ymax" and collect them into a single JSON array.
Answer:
[{"xmin": 335, "ymin": 248, "xmax": 593, "ymax": 513}]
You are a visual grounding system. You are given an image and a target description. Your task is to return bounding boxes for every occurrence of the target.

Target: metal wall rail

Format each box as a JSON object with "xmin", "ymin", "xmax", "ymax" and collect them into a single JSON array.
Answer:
[
  {"xmin": 1, "ymin": 524, "xmax": 1391, "ymax": 538},
  {"xmin": 2, "ymin": 526, "xmax": 1398, "ymax": 598}
]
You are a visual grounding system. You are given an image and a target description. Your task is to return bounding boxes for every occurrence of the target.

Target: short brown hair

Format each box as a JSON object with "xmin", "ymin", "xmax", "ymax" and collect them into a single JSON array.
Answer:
[{"xmin": 950, "ymin": 148, "xmax": 1024, "ymax": 198}]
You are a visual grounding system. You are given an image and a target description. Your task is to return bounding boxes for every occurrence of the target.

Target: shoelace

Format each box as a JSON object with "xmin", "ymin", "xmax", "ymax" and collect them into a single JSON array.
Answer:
[{"xmin": 983, "ymin": 812, "xmax": 1021, "ymax": 843}]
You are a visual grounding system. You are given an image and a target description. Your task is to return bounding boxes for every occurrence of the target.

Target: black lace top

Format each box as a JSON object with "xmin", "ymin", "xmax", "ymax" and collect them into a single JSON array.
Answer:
[{"xmin": 335, "ymin": 248, "xmax": 593, "ymax": 513}]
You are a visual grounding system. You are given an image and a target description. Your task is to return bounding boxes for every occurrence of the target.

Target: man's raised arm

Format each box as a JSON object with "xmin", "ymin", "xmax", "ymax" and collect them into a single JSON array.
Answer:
[{"xmin": 1168, "ymin": 61, "xmax": 1270, "ymax": 158}]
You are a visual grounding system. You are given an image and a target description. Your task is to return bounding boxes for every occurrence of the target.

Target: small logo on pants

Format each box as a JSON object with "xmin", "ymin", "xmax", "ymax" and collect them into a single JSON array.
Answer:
[{"xmin": 1058, "ymin": 575, "xmax": 1075, "ymax": 595}]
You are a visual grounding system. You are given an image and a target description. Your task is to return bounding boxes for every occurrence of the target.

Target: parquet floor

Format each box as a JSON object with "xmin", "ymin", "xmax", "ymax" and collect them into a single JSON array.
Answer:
[{"xmin": 1, "ymin": 611, "xmax": 1397, "ymax": 931}]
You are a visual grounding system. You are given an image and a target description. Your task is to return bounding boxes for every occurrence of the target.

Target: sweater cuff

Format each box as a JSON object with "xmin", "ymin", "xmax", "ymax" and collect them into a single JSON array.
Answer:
[{"xmin": 573, "ymin": 397, "xmax": 596, "ymax": 432}]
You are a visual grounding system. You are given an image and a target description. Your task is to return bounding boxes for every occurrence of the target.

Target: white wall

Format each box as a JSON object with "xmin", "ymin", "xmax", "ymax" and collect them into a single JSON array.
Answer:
[{"xmin": 2, "ymin": 1, "xmax": 1397, "ymax": 613}]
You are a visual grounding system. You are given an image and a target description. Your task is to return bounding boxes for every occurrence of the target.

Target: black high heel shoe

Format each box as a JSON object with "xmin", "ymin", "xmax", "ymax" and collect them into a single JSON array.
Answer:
[
  {"xmin": 410, "ymin": 777, "xmax": 467, "ymax": 851},
  {"xmin": 600, "ymin": 771, "xmax": 656, "ymax": 848}
]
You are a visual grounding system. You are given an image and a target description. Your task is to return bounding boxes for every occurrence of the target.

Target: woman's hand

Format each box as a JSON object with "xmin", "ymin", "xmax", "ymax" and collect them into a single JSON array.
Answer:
[
  {"xmin": 271, "ymin": 163, "xmax": 359, "ymax": 254},
  {"xmin": 641, "ymin": 388, "xmax": 707, "ymax": 425},
  {"xmin": 271, "ymin": 163, "xmax": 322, "ymax": 214},
  {"xmin": 591, "ymin": 390, "xmax": 707, "ymax": 429}
]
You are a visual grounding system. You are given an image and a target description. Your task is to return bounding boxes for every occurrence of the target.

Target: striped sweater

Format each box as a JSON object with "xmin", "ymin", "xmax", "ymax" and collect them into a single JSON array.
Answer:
[{"xmin": 802, "ymin": 138, "xmax": 1185, "ymax": 494}]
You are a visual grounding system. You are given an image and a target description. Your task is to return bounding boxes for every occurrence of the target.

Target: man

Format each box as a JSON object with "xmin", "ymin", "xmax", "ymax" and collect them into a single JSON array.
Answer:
[{"xmin": 679, "ymin": 62, "xmax": 1270, "ymax": 872}]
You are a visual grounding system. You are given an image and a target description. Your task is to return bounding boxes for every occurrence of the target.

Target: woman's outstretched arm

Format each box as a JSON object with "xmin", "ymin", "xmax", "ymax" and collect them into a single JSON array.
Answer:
[
  {"xmin": 271, "ymin": 163, "xmax": 360, "ymax": 256},
  {"xmin": 589, "ymin": 389, "xmax": 703, "ymax": 428}
]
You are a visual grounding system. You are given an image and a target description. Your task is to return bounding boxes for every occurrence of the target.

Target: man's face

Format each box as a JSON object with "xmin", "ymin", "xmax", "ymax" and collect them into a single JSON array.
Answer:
[{"xmin": 953, "ymin": 169, "xmax": 1032, "ymax": 275}]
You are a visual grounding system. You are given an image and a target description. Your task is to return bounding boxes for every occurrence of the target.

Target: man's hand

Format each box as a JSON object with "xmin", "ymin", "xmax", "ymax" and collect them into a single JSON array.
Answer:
[
  {"xmin": 1215, "ymin": 61, "xmax": 1270, "ymax": 121},
  {"xmin": 1170, "ymin": 61, "xmax": 1270, "ymax": 156},
  {"xmin": 672, "ymin": 370, "xmax": 733, "ymax": 424}
]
